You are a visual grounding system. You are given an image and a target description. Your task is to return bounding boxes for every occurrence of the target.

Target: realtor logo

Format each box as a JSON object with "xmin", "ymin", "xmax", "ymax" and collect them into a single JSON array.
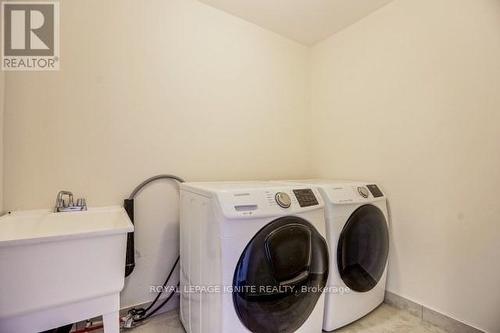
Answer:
[{"xmin": 1, "ymin": 1, "xmax": 60, "ymax": 71}]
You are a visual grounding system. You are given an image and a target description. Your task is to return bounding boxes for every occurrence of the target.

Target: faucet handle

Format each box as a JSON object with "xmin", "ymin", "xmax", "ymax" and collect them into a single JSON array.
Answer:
[
  {"xmin": 76, "ymin": 198, "xmax": 87, "ymax": 210},
  {"xmin": 56, "ymin": 198, "xmax": 64, "ymax": 209}
]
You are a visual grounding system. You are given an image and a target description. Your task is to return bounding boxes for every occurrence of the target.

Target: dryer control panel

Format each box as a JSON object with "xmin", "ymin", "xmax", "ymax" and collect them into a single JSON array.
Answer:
[{"xmin": 322, "ymin": 182, "xmax": 385, "ymax": 204}]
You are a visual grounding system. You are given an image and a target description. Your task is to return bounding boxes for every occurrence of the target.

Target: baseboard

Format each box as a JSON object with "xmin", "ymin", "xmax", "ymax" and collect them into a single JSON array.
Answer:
[{"xmin": 384, "ymin": 291, "xmax": 484, "ymax": 333}]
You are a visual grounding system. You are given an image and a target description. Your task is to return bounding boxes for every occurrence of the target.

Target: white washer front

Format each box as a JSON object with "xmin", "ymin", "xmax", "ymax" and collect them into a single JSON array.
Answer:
[{"xmin": 180, "ymin": 182, "xmax": 330, "ymax": 333}]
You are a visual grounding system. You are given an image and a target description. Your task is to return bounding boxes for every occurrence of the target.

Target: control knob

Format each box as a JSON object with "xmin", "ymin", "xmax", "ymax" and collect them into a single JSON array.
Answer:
[
  {"xmin": 358, "ymin": 186, "xmax": 369, "ymax": 198},
  {"xmin": 275, "ymin": 192, "xmax": 291, "ymax": 208}
]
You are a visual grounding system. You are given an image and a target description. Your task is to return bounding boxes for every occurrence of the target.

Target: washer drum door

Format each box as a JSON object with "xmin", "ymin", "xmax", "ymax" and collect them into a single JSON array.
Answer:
[
  {"xmin": 337, "ymin": 204, "xmax": 389, "ymax": 293},
  {"xmin": 233, "ymin": 216, "xmax": 329, "ymax": 333}
]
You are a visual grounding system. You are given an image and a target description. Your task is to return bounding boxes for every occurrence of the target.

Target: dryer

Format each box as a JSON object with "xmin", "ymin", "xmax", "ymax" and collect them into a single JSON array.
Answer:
[
  {"xmin": 277, "ymin": 180, "xmax": 389, "ymax": 331},
  {"xmin": 179, "ymin": 182, "xmax": 329, "ymax": 333}
]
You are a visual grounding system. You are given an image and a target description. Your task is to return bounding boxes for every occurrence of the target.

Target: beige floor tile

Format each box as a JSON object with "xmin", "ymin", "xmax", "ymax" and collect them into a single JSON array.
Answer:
[
  {"xmin": 89, "ymin": 303, "xmax": 447, "ymax": 332},
  {"xmin": 334, "ymin": 304, "xmax": 447, "ymax": 333}
]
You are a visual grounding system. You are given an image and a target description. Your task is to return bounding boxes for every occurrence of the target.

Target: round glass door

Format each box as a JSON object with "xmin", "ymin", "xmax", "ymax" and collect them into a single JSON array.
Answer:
[
  {"xmin": 337, "ymin": 204, "xmax": 389, "ymax": 292},
  {"xmin": 233, "ymin": 216, "xmax": 329, "ymax": 333}
]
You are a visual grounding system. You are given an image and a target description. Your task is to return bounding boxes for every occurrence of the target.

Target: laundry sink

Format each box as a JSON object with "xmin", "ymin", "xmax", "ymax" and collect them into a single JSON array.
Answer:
[{"xmin": 0, "ymin": 206, "xmax": 133, "ymax": 333}]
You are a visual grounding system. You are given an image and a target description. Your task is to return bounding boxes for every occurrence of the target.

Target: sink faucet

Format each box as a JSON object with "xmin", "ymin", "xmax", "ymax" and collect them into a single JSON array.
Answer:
[{"xmin": 54, "ymin": 190, "xmax": 87, "ymax": 213}]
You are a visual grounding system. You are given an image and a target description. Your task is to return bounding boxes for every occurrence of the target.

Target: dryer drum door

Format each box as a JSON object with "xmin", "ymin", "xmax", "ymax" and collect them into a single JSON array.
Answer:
[
  {"xmin": 337, "ymin": 204, "xmax": 389, "ymax": 293},
  {"xmin": 233, "ymin": 216, "xmax": 329, "ymax": 333}
]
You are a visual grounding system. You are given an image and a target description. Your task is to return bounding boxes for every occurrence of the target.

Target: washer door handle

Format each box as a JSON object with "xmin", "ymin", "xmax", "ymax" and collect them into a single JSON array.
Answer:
[{"xmin": 279, "ymin": 270, "xmax": 310, "ymax": 287}]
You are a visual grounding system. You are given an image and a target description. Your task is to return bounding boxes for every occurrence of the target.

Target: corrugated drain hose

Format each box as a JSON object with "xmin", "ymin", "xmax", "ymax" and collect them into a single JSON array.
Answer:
[{"xmin": 123, "ymin": 174, "xmax": 185, "ymax": 328}]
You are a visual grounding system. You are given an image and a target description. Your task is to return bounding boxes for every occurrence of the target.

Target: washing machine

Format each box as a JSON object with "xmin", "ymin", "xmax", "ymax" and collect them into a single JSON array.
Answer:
[
  {"xmin": 179, "ymin": 182, "xmax": 329, "ymax": 333},
  {"xmin": 277, "ymin": 180, "xmax": 389, "ymax": 331}
]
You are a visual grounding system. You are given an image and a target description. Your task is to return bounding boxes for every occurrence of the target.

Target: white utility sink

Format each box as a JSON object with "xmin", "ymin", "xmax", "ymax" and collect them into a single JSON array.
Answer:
[{"xmin": 0, "ymin": 206, "xmax": 134, "ymax": 333}]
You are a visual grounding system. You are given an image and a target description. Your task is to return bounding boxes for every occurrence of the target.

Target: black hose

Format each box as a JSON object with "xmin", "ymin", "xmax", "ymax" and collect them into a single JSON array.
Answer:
[
  {"xmin": 134, "ymin": 282, "xmax": 180, "ymax": 322},
  {"xmin": 129, "ymin": 256, "xmax": 180, "ymax": 321},
  {"xmin": 143, "ymin": 256, "xmax": 179, "ymax": 313},
  {"xmin": 137, "ymin": 282, "xmax": 180, "ymax": 321}
]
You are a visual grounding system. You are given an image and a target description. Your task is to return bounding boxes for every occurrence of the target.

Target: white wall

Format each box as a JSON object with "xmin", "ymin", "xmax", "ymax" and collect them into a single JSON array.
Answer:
[
  {"xmin": 4, "ymin": 0, "xmax": 499, "ymax": 330},
  {"xmin": 310, "ymin": 0, "xmax": 500, "ymax": 331},
  {"xmin": 3, "ymin": 0, "xmax": 310, "ymax": 307},
  {"xmin": 0, "ymin": 71, "xmax": 3, "ymax": 213}
]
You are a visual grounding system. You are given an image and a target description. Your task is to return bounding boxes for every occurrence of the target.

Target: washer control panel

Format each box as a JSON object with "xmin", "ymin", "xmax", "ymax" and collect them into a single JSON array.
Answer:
[
  {"xmin": 293, "ymin": 189, "xmax": 319, "ymax": 207},
  {"xmin": 219, "ymin": 187, "xmax": 323, "ymax": 218},
  {"xmin": 184, "ymin": 182, "xmax": 324, "ymax": 219},
  {"xmin": 275, "ymin": 192, "xmax": 292, "ymax": 208}
]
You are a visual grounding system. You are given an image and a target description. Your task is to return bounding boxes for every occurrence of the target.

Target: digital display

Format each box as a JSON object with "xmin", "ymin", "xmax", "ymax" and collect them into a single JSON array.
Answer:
[
  {"xmin": 367, "ymin": 184, "xmax": 384, "ymax": 198},
  {"xmin": 293, "ymin": 189, "xmax": 319, "ymax": 207}
]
